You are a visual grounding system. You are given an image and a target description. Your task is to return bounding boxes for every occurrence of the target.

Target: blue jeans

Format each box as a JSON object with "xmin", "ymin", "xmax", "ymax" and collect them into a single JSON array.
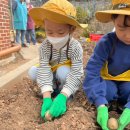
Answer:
[
  {"xmin": 26, "ymin": 29, "xmax": 36, "ymax": 44},
  {"xmin": 16, "ymin": 30, "xmax": 26, "ymax": 45},
  {"xmin": 105, "ymin": 80, "xmax": 130, "ymax": 108}
]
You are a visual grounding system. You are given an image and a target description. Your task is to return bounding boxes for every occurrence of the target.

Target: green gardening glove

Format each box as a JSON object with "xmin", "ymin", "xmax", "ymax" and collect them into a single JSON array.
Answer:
[
  {"xmin": 41, "ymin": 98, "xmax": 53, "ymax": 119},
  {"xmin": 49, "ymin": 93, "xmax": 67, "ymax": 118},
  {"xmin": 97, "ymin": 106, "xmax": 109, "ymax": 130},
  {"xmin": 118, "ymin": 108, "xmax": 130, "ymax": 130}
]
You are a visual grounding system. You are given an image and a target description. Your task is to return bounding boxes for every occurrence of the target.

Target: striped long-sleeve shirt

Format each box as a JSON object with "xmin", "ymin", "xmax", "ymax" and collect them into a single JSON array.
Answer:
[{"xmin": 37, "ymin": 37, "xmax": 83, "ymax": 97}]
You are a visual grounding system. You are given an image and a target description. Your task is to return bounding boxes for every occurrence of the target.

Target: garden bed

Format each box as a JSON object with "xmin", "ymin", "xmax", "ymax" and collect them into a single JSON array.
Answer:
[{"xmin": 1, "ymin": 77, "xmax": 130, "ymax": 130}]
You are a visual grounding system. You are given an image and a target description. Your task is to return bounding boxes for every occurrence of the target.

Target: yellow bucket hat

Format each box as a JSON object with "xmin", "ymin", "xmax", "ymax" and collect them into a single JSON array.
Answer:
[
  {"xmin": 96, "ymin": 0, "xmax": 130, "ymax": 23},
  {"xmin": 29, "ymin": 0, "xmax": 87, "ymax": 28}
]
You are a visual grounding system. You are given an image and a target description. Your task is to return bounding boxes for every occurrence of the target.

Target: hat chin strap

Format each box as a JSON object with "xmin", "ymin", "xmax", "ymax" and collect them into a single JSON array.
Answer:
[{"xmin": 113, "ymin": 3, "xmax": 130, "ymax": 9}]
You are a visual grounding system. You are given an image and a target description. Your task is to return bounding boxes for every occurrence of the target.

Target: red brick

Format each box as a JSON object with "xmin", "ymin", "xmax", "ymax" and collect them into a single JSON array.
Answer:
[
  {"xmin": 0, "ymin": 4, "xmax": 3, "ymax": 8},
  {"xmin": 0, "ymin": 44, "xmax": 4, "ymax": 47},
  {"xmin": 6, "ymin": 26, "xmax": 10, "ymax": 30},
  {"xmin": 0, "ymin": 37, "xmax": 4, "ymax": 40},
  {"xmin": 1, "ymin": 40, "xmax": 7, "ymax": 43},
  {"xmin": 6, "ymin": 20, "xmax": 10, "ymax": 23},
  {"xmin": 0, "ymin": 11, "xmax": 5, "ymax": 15},
  {"xmin": 3, "ymin": 23, "xmax": 10, "ymax": 27},
  {"xmin": 1, "ymin": 33, "xmax": 6, "ymax": 36},
  {"xmin": 4, "ymin": 30, "xmax": 9, "ymax": 33},
  {"xmin": 0, "ymin": 22, "xmax": 2, "ymax": 26},
  {"xmin": 2, "ymin": 7, "xmax": 7, "ymax": 12},
  {"xmin": 4, "ymin": 37, "xmax": 10, "ymax": 40},
  {"xmin": 4, "ymin": 43, "xmax": 10, "ymax": 46},
  {"xmin": 0, "ymin": 0, "xmax": 11, "ymax": 50},
  {"xmin": 7, "ymin": 40, "xmax": 11, "ymax": 43},
  {"xmin": 0, "ymin": 18, "xmax": 4, "ymax": 22},
  {"xmin": 0, "ymin": 26, "xmax": 5, "ymax": 30}
]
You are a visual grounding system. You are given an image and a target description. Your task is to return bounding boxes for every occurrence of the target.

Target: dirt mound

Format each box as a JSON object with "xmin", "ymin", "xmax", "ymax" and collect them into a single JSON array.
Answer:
[{"xmin": 0, "ymin": 77, "xmax": 100, "ymax": 130}]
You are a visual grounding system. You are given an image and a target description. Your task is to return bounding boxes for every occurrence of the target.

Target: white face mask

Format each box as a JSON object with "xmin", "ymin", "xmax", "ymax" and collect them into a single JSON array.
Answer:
[{"xmin": 47, "ymin": 34, "xmax": 70, "ymax": 50}]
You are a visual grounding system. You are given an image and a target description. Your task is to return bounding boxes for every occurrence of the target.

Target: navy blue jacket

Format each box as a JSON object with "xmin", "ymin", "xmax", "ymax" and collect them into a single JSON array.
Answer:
[{"xmin": 83, "ymin": 32, "xmax": 130, "ymax": 107}]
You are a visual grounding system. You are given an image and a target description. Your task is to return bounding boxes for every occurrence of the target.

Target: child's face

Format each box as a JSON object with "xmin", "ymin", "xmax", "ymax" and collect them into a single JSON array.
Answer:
[
  {"xmin": 114, "ymin": 15, "xmax": 130, "ymax": 45},
  {"xmin": 44, "ymin": 20, "xmax": 73, "ymax": 37}
]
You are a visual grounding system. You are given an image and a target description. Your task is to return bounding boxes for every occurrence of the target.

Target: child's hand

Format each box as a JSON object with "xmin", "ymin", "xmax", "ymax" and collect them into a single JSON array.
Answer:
[
  {"xmin": 97, "ymin": 105, "xmax": 109, "ymax": 130},
  {"xmin": 41, "ymin": 98, "xmax": 52, "ymax": 119},
  {"xmin": 118, "ymin": 108, "xmax": 130, "ymax": 130},
  {"xmin": 49, "ymin": 93, "xmax": 67, "ymax": 118}
]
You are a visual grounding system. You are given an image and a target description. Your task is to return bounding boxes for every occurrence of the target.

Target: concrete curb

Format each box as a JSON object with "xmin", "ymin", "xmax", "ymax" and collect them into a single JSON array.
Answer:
[{"xmin": 0, "ymin": 57, "xmax": 39, "ymax": 88}]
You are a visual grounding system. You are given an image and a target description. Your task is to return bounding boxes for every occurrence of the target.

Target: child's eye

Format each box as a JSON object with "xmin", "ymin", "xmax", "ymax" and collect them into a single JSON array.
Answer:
[
  {"xmin": 59, "ymin": 33, "xmax": 64, "ymax": 34},
  {"xmin": 118, "ymin": 26, "xmax": 126, "ymax": 31},
  {"xmin": 58, "ymin": 31, "xmax": 65, "ymax": 34}
]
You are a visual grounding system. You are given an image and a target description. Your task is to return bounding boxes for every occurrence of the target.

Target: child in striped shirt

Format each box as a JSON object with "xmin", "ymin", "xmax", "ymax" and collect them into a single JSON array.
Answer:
[{"xmin": 28, "ymin": 0, "xmax": 86, "ymax": 121}]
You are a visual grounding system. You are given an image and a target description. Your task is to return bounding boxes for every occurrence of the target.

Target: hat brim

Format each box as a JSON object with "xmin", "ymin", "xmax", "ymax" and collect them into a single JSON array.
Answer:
[
  {"xmin": 29, "ymin": 8, "xmax": 87, "ymax": 28},
  {"xmin": 96, "ymin": 9, "xmax": 130, "ymax": 23}
]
